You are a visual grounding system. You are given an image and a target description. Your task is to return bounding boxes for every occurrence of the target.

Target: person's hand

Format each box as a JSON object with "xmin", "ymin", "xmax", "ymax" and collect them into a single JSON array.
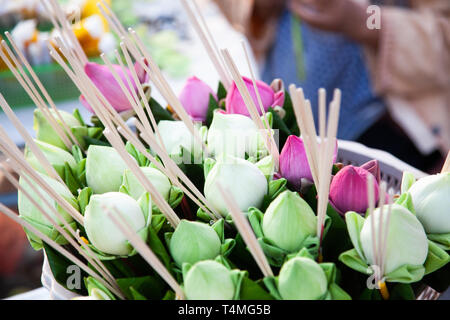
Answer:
[{"xmin": 289, "ymin": 0, "xmax": 379, "ymax": 47}]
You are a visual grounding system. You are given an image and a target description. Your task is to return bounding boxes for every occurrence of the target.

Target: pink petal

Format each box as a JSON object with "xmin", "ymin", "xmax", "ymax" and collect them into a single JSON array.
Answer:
[
  {"xmin": 279, "ymin": 136, "xmax": 312, "ymax": 189},
  {"xmin": 225, "ymin": 77, "xmax": 275, "ymax": 116},
  {"xmin": 84, "ymin": 62, "xmax": 136, "ymax": 112},
  {"xmin": 79, "ymin": 95, "xmax": 94, "ymax": 114},
  {"xmin": 272, "ymin": 90, "xmax": 285, "ymax": 108},
  {"xmin": 179, "ymin": 76, "xmax": 217, "ymax": 122}
]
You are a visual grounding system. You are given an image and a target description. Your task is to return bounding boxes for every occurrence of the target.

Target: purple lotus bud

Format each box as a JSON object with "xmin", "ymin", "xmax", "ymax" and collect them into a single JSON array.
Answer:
[
  {"xmin": 329, "ymin": 165, "xmax": 380, "ymax": 215},
  {"xmin": 279, "ymin": 135, "xmax": 338, "ymax": 189},
  {"xmin": 178, "ymin": 76, "xmax": 217, "ymax": 122}
]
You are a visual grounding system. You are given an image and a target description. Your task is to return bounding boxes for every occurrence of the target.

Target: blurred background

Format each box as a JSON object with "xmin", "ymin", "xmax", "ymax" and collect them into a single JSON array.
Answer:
[{"xmin": 0, "ymin": 0, "xmax": 448, "ymax": 298}]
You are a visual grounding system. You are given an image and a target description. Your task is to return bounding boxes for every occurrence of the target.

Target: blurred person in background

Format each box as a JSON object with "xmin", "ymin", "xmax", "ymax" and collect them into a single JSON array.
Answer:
[{"xmin": 215, "ymin": 0, "xmax": 450, "ymax": 173}]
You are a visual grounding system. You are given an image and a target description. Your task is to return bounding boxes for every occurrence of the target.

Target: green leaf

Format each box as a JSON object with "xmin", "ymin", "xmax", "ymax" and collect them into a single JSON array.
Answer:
[
  {"xmin": 205, "ymin": 94, "xmax": 220, "ymax": 127},
  {"xmin": 116, "ymin": 275, "xmax": 167, "ymax": 300},
  {"xmin": 72, "ymin": 108, "xmax": 86, "ymax": 126},
  {"xmin": 423, "ymin": 240, "xmax": 450, "ymax": 275},
  {"xmin": 344, "ymin": 211, "xmax": 367, "ymax": 261},
  {"xmin": 239, "ymin": 277, "xmax": 273, "ymax": 300},
  {"xmin": 338, "ymin": 248, "xmax": 370, "ymax": 275},
  {"xmin": 148, "ymin": 97, "xmax": 174, "ymax": 122},
  {"xmin": 63, "ymin": 162, "xmax": 81, "ymax": 195},
  {"xmin": 217, "ymin": 81, "xmax": 227, "ymax": 101},
  {"xmin": 78, "ymin": 187, "xmax": 92, "ymax": 215},
  {"xmin": 148, "ymin": 226, "xmax": 172, "ymax": 269}
]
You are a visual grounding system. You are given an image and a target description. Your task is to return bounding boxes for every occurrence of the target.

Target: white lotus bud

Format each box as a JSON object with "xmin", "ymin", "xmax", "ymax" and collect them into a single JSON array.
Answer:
[
  {"xmin": 408, "ymin": 173, "xmax": 450, "ymax": 234},
  {"xmin": 18, "ymin": 172, "xmax": 78, "ymax": 246},
  {"xmin": 204, "ymin": 155, "xmax": 268, "ymax": 216},
  {"xmin": 184, "ymin": 260, "xmax": 235, "ymax": 300},
  {"xmin": 121, "ymin": 167, "xmax": 171, "ymax": 201},
  {"xmin": 278, "ymin": 257, "xmax": 328, "ymax": 300},
  {"xmin": 360, "ymin": 204, "xmax": 428, "ymax": 274},
  {"xmin": 207, "ymin": 112, "xmax": 266, "ymax": 159},
  {"xmin": 84, "ymin": 192, "xmax": 149, "ymax": 256},
  {"xmin": 25, "ymin": 140, "xmax": 77, "ymax": 177},
  {"xmin": 169, "ymin": 220, "xmax": 221, "ymax": 266},
  {"xmin": 262, "ymin": 190, "xmax": 317, "ymax": 252},
  {"xmin": 86, "ymin": 145, "xmax": 128, "ymax": 194}
]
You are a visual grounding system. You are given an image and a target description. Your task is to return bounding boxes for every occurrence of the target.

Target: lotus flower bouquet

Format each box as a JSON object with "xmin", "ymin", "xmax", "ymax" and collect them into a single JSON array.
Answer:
[{"xmin": 0, "ymin": 0, "xmax": 448, "ymax": 302}]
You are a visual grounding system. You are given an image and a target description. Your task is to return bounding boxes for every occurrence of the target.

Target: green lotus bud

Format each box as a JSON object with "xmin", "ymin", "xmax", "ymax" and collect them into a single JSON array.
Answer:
[
  {"xmin": 169, "ymin": 220, "xmax": 221, "ymax": 266},
  {"xmin": 184, "ymin": 260, "xmax": 235, "ymax": 300},
  {"xmin": 408, "ymin": 173, "xmax": 450, "ymax": 234},
  {"xmin": 204, "ymin": 155, "xmax": 268, "ymax": 216},
  {"xmin": 86, "ymin": 145, "xmax": 128, "ymax": 194},
  {"xmin": 278, "ymin": 257, "xmax": 328, "ymax": 300},
  {"xmin": 18, "ymin": 172, "xmax": 78, "ymax": 248},
  {"xmin": 25, "ymin": 140, "xmax": 77, "ymax": 178},
  {"xmin": 84, "ymin": 192, "xmax": 149, "ymax": 256},
  {"xmin": 262, "ymin": 190, "xmax": 317, "ymax": 252},
  {"xmin": 34, "ymin": 109, "xmax": 82, "ymax": 150},
  {"xmin": 121, "ymin": 167, "xmax": 171, "ymax": 201},
  {"xmin": 360, "ymin": 204, "xmax": 428, "ymax": 274}
]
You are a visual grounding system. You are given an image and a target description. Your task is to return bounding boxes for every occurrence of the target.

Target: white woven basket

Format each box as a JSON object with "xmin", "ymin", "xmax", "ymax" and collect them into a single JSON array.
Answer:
[{"xmin": 41, "ymin": 140, "xmax": 438, "ymax": 300}]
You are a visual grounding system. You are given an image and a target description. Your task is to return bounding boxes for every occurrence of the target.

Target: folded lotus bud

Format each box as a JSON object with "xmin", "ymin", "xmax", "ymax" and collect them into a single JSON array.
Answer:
[
  {"xmin": 18, "ymin": 173, "xmax": 78, "ymax": 248},
  {"xmin": 84, "ymin": 192, "xmax": 149, "ymax": 256},
  {"xmin": 408, "ymin": 173, "xmax": 450, "ymax": 234},
  {"xmin": 157, "ymin": 120, "xmax": 205, "ymax": 162},
  {"xmin": 86, "ymin": 145, "xmax": 128, "ymax": 194},
  {"xmin": 329, "ymin": 165, "xmax": 379, "ymax": 215},
  {"xmin": 204, "ymin": 155, "xmax": 268, "ymax": 216},
  {"xmin": 278, "ymin": 256, "xmax": 328, "ymax": 300},
  {"xmin": 225, "ymin": 76, "xmax": 285, "ymax": 116},
  {"xmin": 262, "ymin": 190, "xmax": 317, "ymax": 252},
  {"xmin": 34, "ymin": 109, "xmax": 82, "ymax": 151},
  {"xmin": 184, "ymin": 260, "xmax": 235, "ymax": 300},
  {"xmin": 207, "ymin": 112, "xmax": 266, "ymax": 159},
  {"xmin": 25, "ymin": 140, "xmax": 77, "ymax": 178},
  {"xmin": 179, "ymin": 76, "xmax": 217, "ymax": 122},
  {"xmin": 169, "ymin": 220, "xmax": 221, "ymax": 266},
  {"xmin": 360, "ymin": 204, "xmax": 428, "ymax": 274},
  {"xmin": 121, "ymin": 167, "xmax": 171, "ymax": 201}
]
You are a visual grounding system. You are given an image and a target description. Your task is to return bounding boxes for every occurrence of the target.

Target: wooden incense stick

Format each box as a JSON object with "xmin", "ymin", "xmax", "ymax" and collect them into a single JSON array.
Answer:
[
  {"xmin": 180, "ymin": 0, "xmax": 232, "ymax": 88},
  {"xmin": 0, "ymin": 125, "xmax": 85, "ymax": 225},
  {"xmin": 217, "ymin": 184, "xmax": 273, "ymax": 277},
  {"xmin": 3, "ymin": 32, "xmax": 82, "ymax": 150},
  {"xmin": 442, "ymin": 151, "xmax": 450, "ymax": 173}
]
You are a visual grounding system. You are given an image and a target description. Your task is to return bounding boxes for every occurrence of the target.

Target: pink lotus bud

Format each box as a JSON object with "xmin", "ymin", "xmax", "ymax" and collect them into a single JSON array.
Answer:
[
  {"xmin": 80, "ymin": 62, "xmax": 145, "ymax": 114},
  {"xmin": 225, "ymin": 76, "xmax": 285, "ymax": 116},
  {"xmin": 178, "ymin": 76, "xmax": 217, "ymax": 122},
  {"xmin": 279, "ymin": 135, "xmax": 337, "ymax": 189},
  {"xmin": 329, "ymin": 165, "xmax": 380, "ymax": 215}
]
